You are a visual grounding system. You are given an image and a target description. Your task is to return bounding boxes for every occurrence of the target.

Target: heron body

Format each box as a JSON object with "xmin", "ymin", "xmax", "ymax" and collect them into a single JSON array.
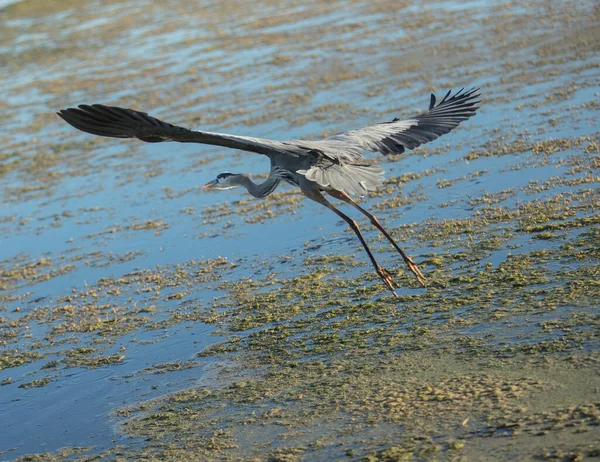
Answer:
[{"xmin": 57, "ymin": 88, "xmax": 481, "ymax": 296}]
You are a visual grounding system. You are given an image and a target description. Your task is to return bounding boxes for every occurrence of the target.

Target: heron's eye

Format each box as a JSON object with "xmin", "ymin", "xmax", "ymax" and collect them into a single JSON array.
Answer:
[{"xmin": 216, "ymin": 172, "xmax": 233, "ymax": 180}]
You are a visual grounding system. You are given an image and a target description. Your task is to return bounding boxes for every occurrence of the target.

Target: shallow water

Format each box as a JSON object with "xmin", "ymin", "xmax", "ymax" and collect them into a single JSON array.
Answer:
[{"xmin": 1, "ymin": 0, "xmax": 599, "ymax": 459}]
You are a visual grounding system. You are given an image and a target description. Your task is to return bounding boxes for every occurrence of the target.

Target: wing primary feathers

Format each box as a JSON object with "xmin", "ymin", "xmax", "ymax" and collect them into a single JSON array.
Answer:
[
  {"xmin": 319, "ymin": 87, "xmax": 480, "ymax": 161},
  {"xmin": 58, "ymin": 88, "xmax": 481, "ymax": 195},
  {"xmin": 57, "ymin": 104, "xmax": 289, "ymax": 156},
  {"xmin": 438, "ymin": 88, "xmax": 454, "ymax": 105}
]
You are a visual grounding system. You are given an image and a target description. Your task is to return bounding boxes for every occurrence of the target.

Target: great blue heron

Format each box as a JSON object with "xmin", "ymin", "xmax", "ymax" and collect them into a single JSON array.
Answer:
[{"xmin": 57, "ymin": 88, "xmax": 480, "ymax": 296}]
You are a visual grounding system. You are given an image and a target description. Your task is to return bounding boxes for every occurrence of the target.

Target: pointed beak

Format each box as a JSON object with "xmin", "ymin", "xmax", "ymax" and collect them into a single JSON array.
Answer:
[{"xmin": 203, "ymin": 180, "xmax": 217, "ymax": 189}]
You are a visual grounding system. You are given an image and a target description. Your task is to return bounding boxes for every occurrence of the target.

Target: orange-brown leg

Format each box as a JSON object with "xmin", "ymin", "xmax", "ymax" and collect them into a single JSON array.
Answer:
[
  {"xmin": 326, "ymin": 190, "xmax": 426, "ymax": 286},
  {"xmin": 304, "ymin": 189, "xmax": 398, "ymax": 297}
]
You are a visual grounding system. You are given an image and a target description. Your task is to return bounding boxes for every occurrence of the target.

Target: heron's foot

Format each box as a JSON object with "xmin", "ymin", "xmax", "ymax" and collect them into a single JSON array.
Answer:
[
  {"xmin": 377, "ymin": 267, "xmax": 398, "ymax": 298},
  {"xmin": 402, "ymin": 255, "xmax": 426, "ymax": 287}
]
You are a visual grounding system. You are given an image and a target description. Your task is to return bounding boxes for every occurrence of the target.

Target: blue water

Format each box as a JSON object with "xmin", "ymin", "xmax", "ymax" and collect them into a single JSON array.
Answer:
[{"xmin": 1, "ymin": 0, "xmax": 599, "ymax": 457}]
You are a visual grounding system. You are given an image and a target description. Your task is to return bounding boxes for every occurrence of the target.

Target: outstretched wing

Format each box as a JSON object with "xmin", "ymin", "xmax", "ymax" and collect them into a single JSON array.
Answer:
[
  {"xmin": 321, "ymin": 87, "xmax": 481, "ymax": 156},
  {"xmin": 57, "ymin": 104, "xmax": 288, "ymax": 157},
  {"xmin": 296, "ymin": 88, "xmax": 481, "ymax": 195}
]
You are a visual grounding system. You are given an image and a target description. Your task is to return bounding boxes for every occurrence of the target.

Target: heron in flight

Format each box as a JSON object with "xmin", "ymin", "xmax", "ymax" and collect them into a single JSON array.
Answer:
[{"xmin": 57, "ymin": 88, "xmax": 480, "ymax": 296}]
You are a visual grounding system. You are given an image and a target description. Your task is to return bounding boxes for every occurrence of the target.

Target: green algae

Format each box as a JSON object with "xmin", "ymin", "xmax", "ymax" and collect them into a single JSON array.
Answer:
[
  {"xmin": 88, "ymin": 164, "xmax": 599, "ymax": 460},
  {"xmin": 2, "ymin": 0, "xmax": 600, "ymax": 459},
  {"xmin": 85, "ymin": 214, "xmax": 598, "ymax": 460},
  {"xmin": 18, "ymin": 377, "xmax": 52, "ymax": 389}
]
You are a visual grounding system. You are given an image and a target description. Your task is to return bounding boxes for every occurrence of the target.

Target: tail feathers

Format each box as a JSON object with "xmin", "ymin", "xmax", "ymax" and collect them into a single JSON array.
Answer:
[{"xmin": 300, "ymin": 163, "xmax": 384, "ymax": 195}]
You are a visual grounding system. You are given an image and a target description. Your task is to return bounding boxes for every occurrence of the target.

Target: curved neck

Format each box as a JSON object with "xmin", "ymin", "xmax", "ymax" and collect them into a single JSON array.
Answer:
[{"xmin": 235, "ymin": 174, "xmax": 280, "ymax": 198}]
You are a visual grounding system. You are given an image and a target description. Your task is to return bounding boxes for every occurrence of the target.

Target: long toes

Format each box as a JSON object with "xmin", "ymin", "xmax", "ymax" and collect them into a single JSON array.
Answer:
[
  {"xmin": 377, "ymin": 269, "xmax": 395, "ymax": 287},
  {"xmin": 404, "ymin": 257, "xmax": 426, "ymax": 286},
  {"xmin": 385, "ymin": 283, "xmax": 399, "ymax": 297},
  {"xmin": 381, "ymin": 274, "xmax": 396, "ymax": 290},
  {"xmin": 411, "ymin": 268, "xmax": 427, "ymax": 287},
  {"xmin": 376, "ymin": 268, "xmax": 398, "ymax": 297},
  {"xmin": 380, "ymin": 267, "xmax": 394, "ymax": 279},
  {"xmin": 410, "ymin": 263, "xmax": 426, "ymax": 282}
]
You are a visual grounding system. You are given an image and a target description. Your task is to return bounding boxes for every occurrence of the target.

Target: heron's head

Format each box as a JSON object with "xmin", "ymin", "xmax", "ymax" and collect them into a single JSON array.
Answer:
[{"xmin": 203, "ymin": 172, "xmax": 240, "ymax": 190}]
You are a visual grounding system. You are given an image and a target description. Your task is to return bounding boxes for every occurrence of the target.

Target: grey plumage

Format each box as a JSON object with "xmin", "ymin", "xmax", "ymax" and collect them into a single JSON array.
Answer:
[
  {"xmin": 57, "ymin": 88, "xmax": 481, "ymax": 296},
  {"xmin": 57, "ymin": 88, "xmax": 479, "ymax": 197}
]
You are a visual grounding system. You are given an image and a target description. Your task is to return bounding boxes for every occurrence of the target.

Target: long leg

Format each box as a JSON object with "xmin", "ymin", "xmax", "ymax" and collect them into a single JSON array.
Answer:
[
  {"xmin": 326, "ymin": 190, "xmax": 426, "ymax": 286},
  {"xmin": 303, "ymin": 189, "xmax": 398, "ymax": 297}
]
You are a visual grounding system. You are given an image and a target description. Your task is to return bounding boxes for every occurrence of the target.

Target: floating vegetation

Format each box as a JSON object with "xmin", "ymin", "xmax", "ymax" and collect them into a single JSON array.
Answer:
[{"xmin": 1, "ymin": 0, "xmax": 599, "ymax": 459}]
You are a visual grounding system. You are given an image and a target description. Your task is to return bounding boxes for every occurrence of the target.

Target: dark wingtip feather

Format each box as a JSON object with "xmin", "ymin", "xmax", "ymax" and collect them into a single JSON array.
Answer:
[
  {"xmin": 439, "ymin": 89, "xmax": 453, "ymax": 105},
  {"xmin": 429, "ymin": 93, "xmax": 436, "ymax": 110}
]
